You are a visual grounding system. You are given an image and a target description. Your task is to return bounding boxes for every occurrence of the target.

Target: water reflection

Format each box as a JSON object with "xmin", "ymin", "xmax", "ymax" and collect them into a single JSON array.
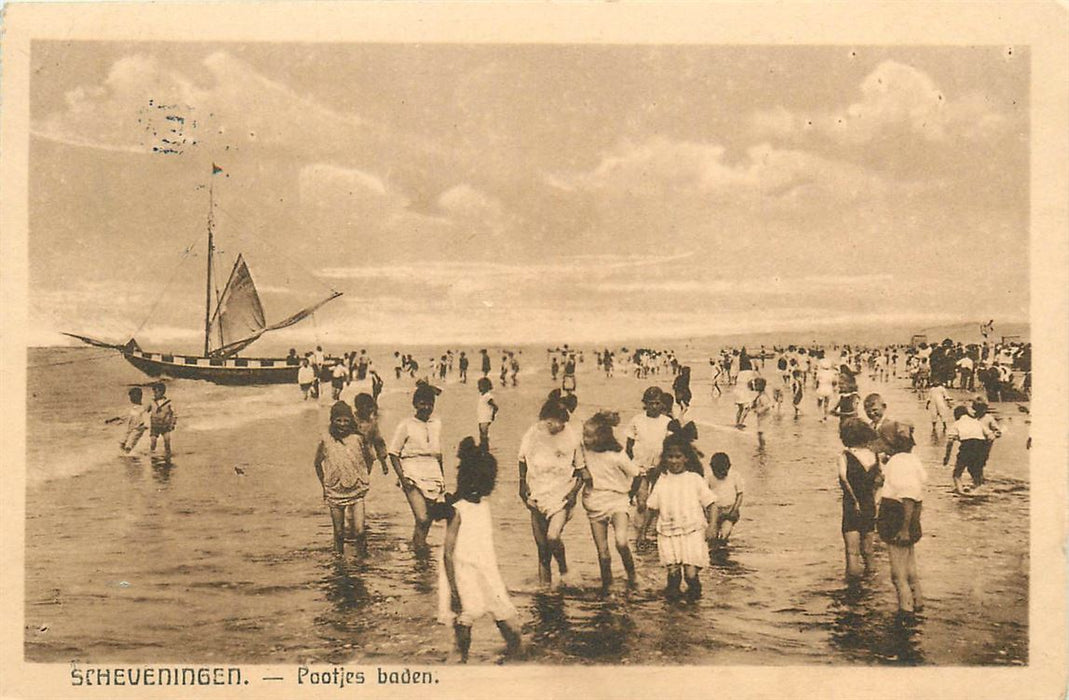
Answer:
[
  {"xmin": 150, "ymin": 456, "xmax": 174, "ymax": 485},
  {"xmin": 827, "ymin": 584, "xmax": 925, "ymax": 665}
]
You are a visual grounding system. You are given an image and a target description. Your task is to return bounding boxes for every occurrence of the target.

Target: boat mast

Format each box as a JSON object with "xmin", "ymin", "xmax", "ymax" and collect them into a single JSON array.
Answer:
[{"xmin": 203, "ymin": 179, "xmax": 215, "ymax": 357}]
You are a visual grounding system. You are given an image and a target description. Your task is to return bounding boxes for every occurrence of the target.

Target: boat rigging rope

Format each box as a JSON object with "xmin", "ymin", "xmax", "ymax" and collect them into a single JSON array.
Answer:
[
  {"xmin": 212, "ymin": 201, "xmax": 341, "ymax": 296},
  {"xmin": 127, "ymin": 232, "xmax": 202, "ymax": 340}
]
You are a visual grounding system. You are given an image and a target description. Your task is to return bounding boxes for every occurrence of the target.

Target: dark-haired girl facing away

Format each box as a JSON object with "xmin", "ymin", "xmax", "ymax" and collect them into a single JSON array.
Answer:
[{"xmin": 438, "ymin": 437, "xmax": 523, "ymax": 663}]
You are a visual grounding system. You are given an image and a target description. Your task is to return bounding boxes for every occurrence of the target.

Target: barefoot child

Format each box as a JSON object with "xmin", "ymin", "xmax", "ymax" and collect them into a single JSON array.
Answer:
[
  {"xmin": 353, "ymin": 393, "xmax": 390, "ymax": 477},
  {"xmin": 837, "ymin": 418, "xmax": 881, "ymax": 579},
  {"xmin": 625, "ymin": 387, "xmax": 672, "ymax": 543},
  {"xmin": 943, "ymin": 404, "xmax": 993, "ymax": 494},
  {"xmin": 926, "ymin": 381, "xmax": 953, "ymax": 433},
  {"xmin": 389, "ymin": 382, "xmax": 445, "ymax": 550},
  {"xmin": 580, "ymin": 411, "xmax": 641, "ymax": 594},
  {"xmin": 646, "ymin": 434, "xmax": 718, "ymax": 600},
  {"xmin": 707, "ymin": 452, "xmax": 743, "ymax": 548},
  {"xmin": 149, "ymin": 382, "xmax": 177, "ymax": 457},
  {"xmin": 790, "ymin": 369, "xmax": 805, "ymax": 418},
  {"xmin": 476, "ymin": 378, "xmax": 499, "ymax": 450},
  {"xmin": 877, "ymin": 421, "xmax": 926, "ymax": 617},
  {"xmin": 518, "ymin": 398, "xmax": 586, "ymax": 586},
  {"xmin": 751, "ymin": 377, "xmax": 775, "ymax": 447},
  {"xmin": 314, "ymin": 402, "xmax": 371, "ymax": 554},
  {"xmin": 438, "ymin": 438, "xmax": 523, "ymax": 663},
  {"xmin": 113, "ymin": 387, "xmax": 148, "ymax": 453}
]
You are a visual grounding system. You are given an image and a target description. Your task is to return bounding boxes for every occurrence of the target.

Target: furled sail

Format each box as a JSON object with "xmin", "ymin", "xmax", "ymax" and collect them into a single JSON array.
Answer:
[
  {"xmin": 210, "ymin": 291, "xmax": 343, "ymax": 358},
  {"xmin": 208, "ymin": 255, "xmax": 266, "ymax": 354}
]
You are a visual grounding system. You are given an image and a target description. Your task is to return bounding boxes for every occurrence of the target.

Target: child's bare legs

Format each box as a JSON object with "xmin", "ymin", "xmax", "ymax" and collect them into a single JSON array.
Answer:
[
  {"xmin": 683, "ymin": 564, "xmax": 702, "ymax": 600},
  {"xmin": 843, "ymin": 530, "xmax": 864, "ymax": 579},
  {"xmin": 887, "ymin": 543, "xmax": 916, "ymax": 613},
  {"xmin": 478, "ymin": 423, "xmax": 490, "ymax": 450},
  {"xmin": 734, "ymin": 404, "xmax": 746, "ymax": 426},
  {"xmin": 452, "ymin": 623, "xmax": 472, "ymax": 663},
  {"xmin": 403, "ymin": 487, "xmax": 432, "ymax": 550},
  {"xmin": 665, "ymin": 564, "xmax": 683, "ymax": 598},
  {"xmin": 588, "ymin": 518, "xmax": 614, "ymax": 592},
  {"xmin": 906, "ymin": 547, "xmax": 923, "ymax": 611},
  {"xmin": 496, "ymin": 617, "xmax": 523, "ymax": 657},
  {"xmin": 861, "ymin": 531, "xmax": 876, "ymax": 573},
  {"xmin": 529, "ymin": 508, "xmax": 572, "ymax": 585},
  {"xmin": 611, "ymin": 511, "xmax": 637, "ymax": 586},
  {"xmin": 161, "ymin": 432, "xmax": 172, "ymax": 458},
  {"xmin": 328, "ymin": 505, "xmax": 346, "ymax": 554},
  {"xmin": 634, "ymin": 476, "xmax": 653, "ymax": 542}
]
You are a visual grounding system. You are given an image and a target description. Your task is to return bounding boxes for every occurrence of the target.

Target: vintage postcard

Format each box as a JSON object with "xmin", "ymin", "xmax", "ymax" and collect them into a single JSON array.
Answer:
[{"xmin": 1, "ymin": 2, "xmax": 1066, "ymax": 698}]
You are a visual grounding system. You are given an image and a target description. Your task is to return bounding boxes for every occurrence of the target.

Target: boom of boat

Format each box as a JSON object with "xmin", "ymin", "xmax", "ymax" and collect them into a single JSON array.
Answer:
[{"xmin": 65, "ymin": 175, "xmax": 341, "ymax": 385}]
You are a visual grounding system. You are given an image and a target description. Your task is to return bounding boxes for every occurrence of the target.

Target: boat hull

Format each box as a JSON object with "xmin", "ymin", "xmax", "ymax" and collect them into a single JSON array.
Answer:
[{"xmin": 123, "ymin": 350, "xmax": 300, "ymax": 385}]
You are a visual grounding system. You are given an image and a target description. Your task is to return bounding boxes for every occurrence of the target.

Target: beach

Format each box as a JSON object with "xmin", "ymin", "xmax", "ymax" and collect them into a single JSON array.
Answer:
[{"xmin": 24, "ymin": 344, "xmax": 1029, "ymax": 665}]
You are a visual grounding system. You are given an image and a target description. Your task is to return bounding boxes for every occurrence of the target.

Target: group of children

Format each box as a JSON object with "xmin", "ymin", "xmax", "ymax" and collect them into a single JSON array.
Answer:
[{"xmin": 111, "ymin": 382, "xmax": 177, "ymax": 458}]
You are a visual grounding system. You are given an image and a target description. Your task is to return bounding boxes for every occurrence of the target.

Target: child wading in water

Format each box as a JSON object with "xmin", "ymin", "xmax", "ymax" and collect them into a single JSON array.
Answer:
[
  {"xmin": 389, "ymin": 382, "xmax": 445, "ymax": 551},
  {"xmin": 646, "ymin": 434, "xmax": 718, "ymax": 600},
  {"xmin": 314, "ymin": 402, "xmax": 371, "ymax": 554},
  {"xmin": 438, "ymin": 438, "xmax": 523, "ymax": 663},
  {"xmin": 626, "ymin": 386, "xmax": 672, "ymax": 544},
  {"xmin": 707, "ymin": 452, "xmax": 743, "ymax": 549},
  {"xmin": 353, "ymin": 393, "xmax": 390, "ymax": 477},
  {"xmin": 476, "ymin": 378, "xmax": 499, "ymax": 450},
  {"xmin": 149, "ymin": 382, "xmax": 177, "ymax": 457},
  {"xmin": 111, "ymin": 386, "xmax": 149, "ymax": 453},
  {"xmin": 580, "ymin": 411, "xmax": 641, "ymax": 595},
  {"xmin": 877, "ymin": 421, "xmax": 926, "ymax": 618},
  {"xmin": 944, "ymin": 404, "xmax": 993, "ymax": 494},
  {"xmin": 750, "ymin": 377, "xmax": 775, "ymax": 447}
]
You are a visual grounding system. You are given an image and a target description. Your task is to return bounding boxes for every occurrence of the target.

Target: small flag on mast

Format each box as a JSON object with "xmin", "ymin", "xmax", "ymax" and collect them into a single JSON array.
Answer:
[{"xmin": 212, "ymin": 163, "xmax": 224, "ymax": 175}]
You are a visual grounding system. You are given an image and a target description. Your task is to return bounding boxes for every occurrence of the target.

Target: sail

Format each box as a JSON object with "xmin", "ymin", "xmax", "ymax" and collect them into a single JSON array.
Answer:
[
  {"xmin": 208, "ymin": 255, "xmax": 266, "ymax": 354},
  {"xmin": 210, "ymin": 291, "xmax": 343, "ymax": 358}
]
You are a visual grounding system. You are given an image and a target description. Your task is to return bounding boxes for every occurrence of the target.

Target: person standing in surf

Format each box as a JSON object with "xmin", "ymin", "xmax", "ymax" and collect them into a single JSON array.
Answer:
[
  {"xmin": 518, "ymin": 398, "xmax": 586, "ymax": 587},
  {"xmin": 314, "ymin": 401, "xmax": 371, "ymax": 554},
  {"xmin": 389, "ymin": 382, "xmax": 445, "ymax": 551},
  {"xmin": 149, "ymin": 382, "xmax": 177, "ymax": 458}
]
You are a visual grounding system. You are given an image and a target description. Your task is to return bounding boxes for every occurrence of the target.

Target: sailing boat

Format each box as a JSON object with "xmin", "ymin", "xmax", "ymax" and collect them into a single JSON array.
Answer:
[{"xmin": 66, "ymin": 174, "xmax": 341, "ymax": 385}]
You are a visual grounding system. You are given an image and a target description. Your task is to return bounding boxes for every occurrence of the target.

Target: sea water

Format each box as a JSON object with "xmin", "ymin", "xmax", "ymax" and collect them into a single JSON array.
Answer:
[{"xmin": 23, "ymin": 346, "xmax": 1028, "ymax": 665}]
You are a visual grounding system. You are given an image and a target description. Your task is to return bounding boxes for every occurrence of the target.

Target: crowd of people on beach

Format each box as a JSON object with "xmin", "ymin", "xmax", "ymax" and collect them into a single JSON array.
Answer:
[{"xmin": 113, "ymin": 335, "xmax": 1030, "ymax": 662}]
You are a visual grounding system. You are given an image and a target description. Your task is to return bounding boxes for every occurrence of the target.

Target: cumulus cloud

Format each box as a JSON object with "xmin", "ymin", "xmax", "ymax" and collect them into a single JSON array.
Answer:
[{"xmin": 752, "ymin": 60, "xmax": 1010, "ymax": 145}]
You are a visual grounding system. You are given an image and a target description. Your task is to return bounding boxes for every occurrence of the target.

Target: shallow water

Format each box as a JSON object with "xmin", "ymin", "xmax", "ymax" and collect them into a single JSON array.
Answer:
[{"xmin": 24, "ymin": 347, "xmax": 1028, "ymax": 665}]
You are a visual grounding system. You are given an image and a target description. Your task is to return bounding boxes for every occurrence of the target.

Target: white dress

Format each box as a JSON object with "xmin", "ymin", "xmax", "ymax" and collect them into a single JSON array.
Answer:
[{"xmin": 437, "ymin": 499, "xmax": 518, "ymax": 626}]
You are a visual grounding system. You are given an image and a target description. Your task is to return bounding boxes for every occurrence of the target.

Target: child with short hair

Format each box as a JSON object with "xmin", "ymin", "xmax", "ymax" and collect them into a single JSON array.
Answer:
[
  {"xmin": 438, "ymin": 437, "xmax": 523, "ymax": 663},
  {"xmin": 790, "ymin": 369, "xmax": 805, "ymax": 419},
  {"xmin": 646, "ymin": 434, "xmax": 718, "ymax": 600},
  {"xmin": 877, "ymin": 421, "xmax": 926, "ymax": 616},
  {"xmin": 944, "ymin": 404, "xmax": 993, "ymax": 493},
  {"xmin": 314, "ymin": 402, "xmax": 371, "ymax": 554},
  {"xmin": 750, "ymin": 377, "xmax": 775, "ymax": 448},
  {"xmin": 625, "ymin": 387, "xmax": 672, "ymax": 543},
  {"xmin": 707, "ymin": 452, "xmax": 743, "ymax": 548},
  {"xmin": 389, "ymin": 381, "xmax": 445, "ymax": 550},
  {"xmin": 119, "ymin": 387, "xmax": 148, "ymax": 453},
  {"xmin": 926, "ymin": 381, "xmax": 953, "ymax": 433},
  {"xmin": 353, "ymin": 393, "xmax": 390, "ymax": 477},
  {"xmin": 476, "ymin": 378, "xmax": 499, "ymax": 450},
  {"xmin": 149, "ymin": 382, "xmax": 176, "ymax": 457},
  {"xmin": 580, "ymin": 411, "xmax": 641, "ymax": 594}
]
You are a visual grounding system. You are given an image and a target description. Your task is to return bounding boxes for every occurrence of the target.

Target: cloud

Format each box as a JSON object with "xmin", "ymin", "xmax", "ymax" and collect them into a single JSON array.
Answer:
[
  {"xmin": 752, "ymin": 61, "xmax": 1010, "ymax": 145},
  {"xmin": 548, "ymin": 136, "xmax": 896, "ymax": 209}
]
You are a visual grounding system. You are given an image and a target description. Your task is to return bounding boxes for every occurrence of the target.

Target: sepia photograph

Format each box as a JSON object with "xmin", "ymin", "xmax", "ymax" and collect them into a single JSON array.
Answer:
[{"xmin": 2, "ymin": 3, "xmax": 1066, "ymax": 698}]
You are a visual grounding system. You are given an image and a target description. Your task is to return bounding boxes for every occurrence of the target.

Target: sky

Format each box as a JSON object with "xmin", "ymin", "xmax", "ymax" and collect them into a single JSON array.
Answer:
[{"xmin": 28, "ymin": 43, "xmax": 1029, "ymax": 349}]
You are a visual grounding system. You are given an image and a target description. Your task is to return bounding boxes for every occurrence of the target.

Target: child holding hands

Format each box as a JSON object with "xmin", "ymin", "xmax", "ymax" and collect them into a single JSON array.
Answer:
[{"xmin": 646, "ymin": 433, "xmax": 718, "ymax": 600}]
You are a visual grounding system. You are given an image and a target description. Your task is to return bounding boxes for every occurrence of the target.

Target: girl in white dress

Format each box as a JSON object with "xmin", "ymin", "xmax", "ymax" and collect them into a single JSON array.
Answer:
[
  {"xmin": 581, "ymin": 411, "xmax": 641, "ymax": 594},
  {"xmin": 646, "ymin": 433, "xmax": 718, "ymax": 600},
  {"xmin": 518, "ymin": 398, "xmax": 586, "ymax": 586},
  {"xmin": 388, "ymin": 381, "xmax": 444, "ymax": 551},
  {"xmin": 439, "ymin": 438, "xmax": 522, "ymax": 662}
]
